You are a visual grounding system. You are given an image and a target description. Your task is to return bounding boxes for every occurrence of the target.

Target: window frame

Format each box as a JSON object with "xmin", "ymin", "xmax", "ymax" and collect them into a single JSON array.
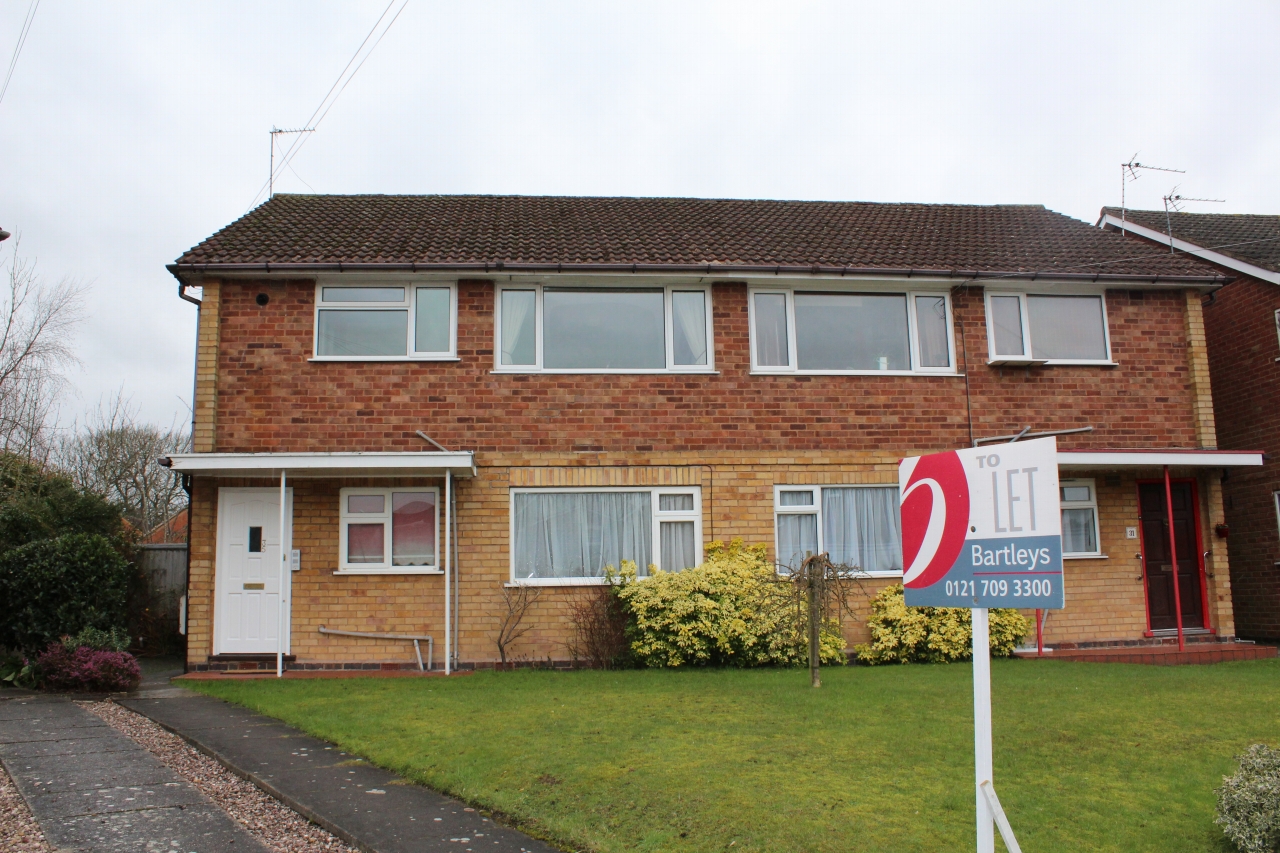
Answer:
[
  {"xmin": 747, "ymin": 286, "xmax": 957, "ymax": 375},
  {"xmin": 983, "ymin": 290, "xmax": 1115, "ymax": 366},
  {"xmin": 507, "ymin": 486, "xmax": 703, "ymax": 585},
  {"xmin": 1273, "ymin": 490, "xmax": 1280, "ymax": 543},
  {"xmin": 772, "ymin": 484, "xmax": 904, "ymax": 577},
  {"xmin": 336, "ymin": 487, "xmax": 441, "ymax": 574},
  {"xmin": 1059, "ymin": 478, "xmax": 1103, "ymax": 558},
  {"xmin": 492, "ymin": 283, "xmax": 716, "ymax": 374},
  {"xmin": 311, "ymin": 281, "xmax": 458, "ymax": 362}
]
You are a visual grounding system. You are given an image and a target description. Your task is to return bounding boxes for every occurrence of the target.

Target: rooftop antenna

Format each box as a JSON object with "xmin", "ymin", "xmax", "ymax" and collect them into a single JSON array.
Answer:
[
  {"xmin": 1161, "ymin": 187, "xmax": 1226, "ymax": 253},
  {"xmin": 269, "ymin": 126, "xmax": 315, "ymax": 199},
  {"xmin": 1121, "ymin": 155, "xmax": 1184, "ymax": 233}
]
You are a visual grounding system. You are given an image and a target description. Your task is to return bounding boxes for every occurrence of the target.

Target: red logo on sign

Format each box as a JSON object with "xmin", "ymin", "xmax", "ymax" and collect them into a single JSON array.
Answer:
[{"xmin": 901, "ymin": 451, "xmax": 971, "ymax": 589}]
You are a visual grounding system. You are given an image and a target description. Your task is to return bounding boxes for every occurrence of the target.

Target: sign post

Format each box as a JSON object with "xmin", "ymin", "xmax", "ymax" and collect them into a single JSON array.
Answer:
[{"xmin": 899, "ymin": 436, "xmax": 1065, "ymax": 853}]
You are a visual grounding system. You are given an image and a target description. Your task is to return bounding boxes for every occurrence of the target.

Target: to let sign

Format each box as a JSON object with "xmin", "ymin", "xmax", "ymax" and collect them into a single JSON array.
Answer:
[{"xmin": 899, "ymin": 436, "xmax": 1065, "ymax": 609}]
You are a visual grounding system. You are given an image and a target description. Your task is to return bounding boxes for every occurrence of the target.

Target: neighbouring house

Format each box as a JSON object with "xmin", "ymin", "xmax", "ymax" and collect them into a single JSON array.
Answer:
[
  {"xmin": 1099, "ymin": 208, "xmax": 1280, "ymax": 641},
  {"xmin": 162, "ymin": 194, "xmax": 1264, "ymax": 673}
]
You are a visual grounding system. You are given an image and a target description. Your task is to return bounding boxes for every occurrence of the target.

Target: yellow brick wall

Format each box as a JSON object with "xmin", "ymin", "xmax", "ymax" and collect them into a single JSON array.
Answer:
[
  {"xmin": 193, "ymin": 279, "xmax": 220, "ymax": 454},
  {"xmin": 186, "ymin": 455, "xmax": 1235, "ymax": 668}
]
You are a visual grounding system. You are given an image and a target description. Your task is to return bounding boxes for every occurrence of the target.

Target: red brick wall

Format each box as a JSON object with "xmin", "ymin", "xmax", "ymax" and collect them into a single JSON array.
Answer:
[
  {"xmin": 1202, "ymin": 276, "xmax": 1280, "ymax": 639},
  {"xmin": 211, "ymin": 280, "xmax": 1202, "ymax": 454}
]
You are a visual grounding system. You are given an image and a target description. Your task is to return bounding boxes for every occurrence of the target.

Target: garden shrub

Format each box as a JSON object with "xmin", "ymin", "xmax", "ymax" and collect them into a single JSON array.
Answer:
[
  {"xmin": 611, "ymin": 539, "xmax": 846, "ymax": 668},
  {"xmin": 66, "ymin": 625, "xmax": 131, "ymax": 652},
  {"xmin": 1216, "ymin": 743, "xmax": 1280, "ymax": 853},
  {"xmin": 0, "ymin": 650, "xmax": 39, "ymax": 689},
  {"xmin": 36, "ymin": 642, "xmax": 141, "ymax": 692},
  {"xmin": 0, "ymin": 454, "xmax": 122, "ymax": 554},
  {"xmin": 854, "ymin": 583, "xmax": 1028, "ymax": 664},
  {"xmin": 0, "ymin": 533, "xmax": 132, "ymax": 652}
]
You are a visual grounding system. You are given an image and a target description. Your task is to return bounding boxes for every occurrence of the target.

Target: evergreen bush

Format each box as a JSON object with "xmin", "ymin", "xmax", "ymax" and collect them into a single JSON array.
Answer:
[
  {"xmin": 0, "ymin": 533, "xmax": 131, "ymax": 652},
  {"xmin": 1217, "ymin": 743, "xmax": 1280, "ymax": 853},
  {"xmin": 854, "ymin": 583, "xmax": 1028, "ymax": 664},
  {"xmin": 611, "ymin": 539, "xmax": 846, "ymax": 668},
  {"xmin": 37, "ymin": 642, "xmax": 141, "ymax": 692}
]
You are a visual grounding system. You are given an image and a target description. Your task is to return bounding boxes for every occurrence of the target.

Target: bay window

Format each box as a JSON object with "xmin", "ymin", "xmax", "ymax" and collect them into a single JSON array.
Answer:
[
  {"xmin": 510, "ymin": 487, "xmax": 702, "ymax": 582},
  {"xmin": 496, "ymin": 285, "xmax": 713, "ymax": 372},
  {"xmin": 774, "ymin": 486, "xmax": 902, "ymax": 574},
  {"xmin": 749, "ymin": 288, "xmax": 954, "ymax": 373},
  {"xmin": 986, "ymin": 292, "xmax": 1111, "ymax": 365},
  {"xmin": 338, "ymin": 488, "xmax": 439, "ymax": 573},
  {"xmin": 314, "ymin": 283, "xmax": 456, "ymax": 360}
]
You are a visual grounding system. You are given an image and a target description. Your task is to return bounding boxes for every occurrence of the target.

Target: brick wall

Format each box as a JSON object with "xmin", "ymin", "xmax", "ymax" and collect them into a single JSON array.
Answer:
[
  {"xmin": 186, "ymin": 458, "xmax": 1229, "ymax": 668},
  {"xmin": 1202, "ymin": 275, "xmax": 1280, "ymax": 639}
]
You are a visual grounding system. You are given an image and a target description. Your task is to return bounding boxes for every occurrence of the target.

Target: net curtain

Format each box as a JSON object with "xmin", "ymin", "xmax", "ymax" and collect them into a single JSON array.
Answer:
[{"xmin": 513, "ymin": 492, "xmax": 653, "ymax": 578}]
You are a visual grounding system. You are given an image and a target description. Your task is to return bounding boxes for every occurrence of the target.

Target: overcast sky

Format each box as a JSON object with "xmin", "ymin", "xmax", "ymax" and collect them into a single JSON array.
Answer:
[{"xmin": 1, "ymin": 1, "xmax": 1277, "ymax": 429}]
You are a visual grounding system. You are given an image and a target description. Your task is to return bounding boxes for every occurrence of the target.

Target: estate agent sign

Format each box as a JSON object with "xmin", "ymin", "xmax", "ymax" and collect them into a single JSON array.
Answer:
[{"xmin": 899, "ymin": 436, "xmax": 1064, "ymax": 609}]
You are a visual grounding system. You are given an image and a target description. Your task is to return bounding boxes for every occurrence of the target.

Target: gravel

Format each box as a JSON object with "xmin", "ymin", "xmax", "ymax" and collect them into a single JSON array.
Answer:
[
  {"xmin": 82, "ymin": 700, "xmax": 360, "ymax": 853},
  {"xmin": 0, "ymin": 758, "xmax": 54, "ymax": 853}
]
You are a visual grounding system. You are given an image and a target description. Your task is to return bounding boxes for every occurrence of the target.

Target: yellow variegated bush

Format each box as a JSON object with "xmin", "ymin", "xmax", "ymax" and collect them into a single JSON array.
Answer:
[
  {"xmin": 610, "ymin": 539, "xmax": 846, "ymax": 668},
  {"xmin": 854, "ymin": 583, "xmax": 1028, "ymax": 665}
]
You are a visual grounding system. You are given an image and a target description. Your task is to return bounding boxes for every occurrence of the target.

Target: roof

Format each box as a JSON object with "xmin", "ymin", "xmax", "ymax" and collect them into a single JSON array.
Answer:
[
  {"xmin": 172, "ymin": 195, "xmax": 1223, "ymax": 282},
  {"xmin": 1101, "ymin": 207, "xmax": 1280, "ymax": 276}
]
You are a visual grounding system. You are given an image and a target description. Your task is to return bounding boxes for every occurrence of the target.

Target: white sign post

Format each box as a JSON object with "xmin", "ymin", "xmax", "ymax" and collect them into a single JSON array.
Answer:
[{"xmin": 899, "ymin": 436, "xmax": 1065, "ymax": 853}]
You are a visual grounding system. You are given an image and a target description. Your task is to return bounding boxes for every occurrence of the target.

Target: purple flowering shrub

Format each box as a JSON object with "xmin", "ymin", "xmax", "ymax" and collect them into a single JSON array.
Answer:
[{"xmin": 37, "ymin": 642, "xmax": 141, "ymax": 692}]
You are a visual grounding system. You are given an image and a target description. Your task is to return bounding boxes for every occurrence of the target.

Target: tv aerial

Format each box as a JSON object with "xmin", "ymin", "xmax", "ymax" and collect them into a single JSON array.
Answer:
[
  {"xmin": 1161, "ymin": 187, "xmax": 1226, "ymax": 253},
  {"xmin": 269, "ymin": 126, "xmax": 315, "ymax": 198},
  {"xmin": 1119, "ymin": 155, "xmax": 1183, "ymax": 233}
]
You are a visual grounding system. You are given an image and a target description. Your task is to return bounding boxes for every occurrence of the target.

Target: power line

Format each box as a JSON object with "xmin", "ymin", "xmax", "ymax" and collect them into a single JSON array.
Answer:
[
  {"xmin": 0, "ymin": 0, "xmax": 41, "ymax": 108},
  {"xmin": 246, "ymin": 0, "xmax": 410, "ymax": 210}
]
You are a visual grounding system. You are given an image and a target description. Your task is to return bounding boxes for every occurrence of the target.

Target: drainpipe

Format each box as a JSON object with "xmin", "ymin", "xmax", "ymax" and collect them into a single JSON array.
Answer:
[
  {"xmin": 452, "ymin": 482, "xmax": 460, "ymax": 670},
  {"xmin": 444, "ymin": 470, "xmax": 452, "ymax": 675},
  {"xmin": 278, "ymin": 470, "xmax": 288, "ymax": 677},
  {"xmin": 177, "ymin": 281, "xmax": 201, "ymax": 672},
  {"xmin": 1163, "ymin": 466, "xmax": 1185, "ymax": 651}
]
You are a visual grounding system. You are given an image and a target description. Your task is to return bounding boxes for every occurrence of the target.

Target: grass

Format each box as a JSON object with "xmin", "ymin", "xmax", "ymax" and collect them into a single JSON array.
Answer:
[{"xmin": 186, "ymin": 659, "xmax": 1280, "ymax": 852}]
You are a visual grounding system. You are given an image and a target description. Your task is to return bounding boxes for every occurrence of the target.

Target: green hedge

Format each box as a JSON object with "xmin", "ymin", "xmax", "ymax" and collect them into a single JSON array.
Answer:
[
  {"xmin": 854, "ymin": 583, "xmax": 1028, "ymax": 664},
  {"xmin": 0, "ymin": 533, "xmax": 131, "ymax": 652}
]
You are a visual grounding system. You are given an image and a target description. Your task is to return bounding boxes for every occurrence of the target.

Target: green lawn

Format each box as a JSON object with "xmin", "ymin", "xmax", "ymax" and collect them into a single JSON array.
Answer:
[{"xmin": 186, "ymin": 659, "xmax": 1280, "ymax": 853}]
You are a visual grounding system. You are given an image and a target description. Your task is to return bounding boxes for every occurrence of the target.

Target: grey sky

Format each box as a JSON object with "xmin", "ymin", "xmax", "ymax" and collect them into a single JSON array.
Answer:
[{"xmin": 1, "ymin": 1, "xmax": 1276, "ymax": 428}]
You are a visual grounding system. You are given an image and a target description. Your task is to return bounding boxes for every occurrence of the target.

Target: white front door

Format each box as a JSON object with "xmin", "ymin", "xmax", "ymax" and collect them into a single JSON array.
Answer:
[{"xmin": 215, "ymin": 487, "xmax": 293, "ymax": 654}]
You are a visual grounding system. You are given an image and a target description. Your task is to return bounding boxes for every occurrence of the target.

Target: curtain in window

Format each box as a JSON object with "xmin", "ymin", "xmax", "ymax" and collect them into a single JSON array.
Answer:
[
  {"xmin": 822, "ymin": 487, "xmax": 902, "ymax": 572},
  {"xmin": 1062, "ymin": 507, "xmax": 1097, "ymax": 553},
  {"xmin": 513, "ymin": 492, "xmax": 653, "ymax": 578},
  {"xmin": 777, "ymin": 513, "xmax": 818, "ymax": 572},
  {"xmin": 754, "ymin": 293, "xmax": 789, "ymax": 366},
  {"xmin": 501, "ymin": 290, "xmax": 535, "ymax": 365},
  {"xmin": 1027, "ymin": 295, "xmax": 1107, "ymax": 360},
  {"xmin": 671, "ymin": 291, "xmax": 708, "ymax": 365},
  {"xmin": 660, "ymin": 521, "xmax": 698, "ymax": 571}
]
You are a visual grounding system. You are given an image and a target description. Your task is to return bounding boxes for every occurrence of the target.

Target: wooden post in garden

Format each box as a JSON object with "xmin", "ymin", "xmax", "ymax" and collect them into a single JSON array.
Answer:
[{"xmin": 805, "ymin": 552, "xmax": 821, "ymax": 688}]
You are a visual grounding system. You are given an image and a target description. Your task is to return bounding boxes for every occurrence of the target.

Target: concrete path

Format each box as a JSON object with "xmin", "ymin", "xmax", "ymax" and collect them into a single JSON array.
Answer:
[
  {"xmin": 0, "ymin": 695, "xmax": 268, "ymax": 852},
  {"xmin": 123, "ymin": 692, "xmax": 558, "ymax": 853}
]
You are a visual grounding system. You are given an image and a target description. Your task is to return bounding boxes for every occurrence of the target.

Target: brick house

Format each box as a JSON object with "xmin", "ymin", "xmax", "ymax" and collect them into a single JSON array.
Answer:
[
  {"xmin": 163, "ymin": 195, "xmax": 1263, "ymax": 672},
  {"xmin": 1099, "ymin": 208, "xmax": 1280, "ymax": 640}
]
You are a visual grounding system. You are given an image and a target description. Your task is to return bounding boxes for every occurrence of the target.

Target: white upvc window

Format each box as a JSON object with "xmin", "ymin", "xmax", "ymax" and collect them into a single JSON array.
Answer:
[
  {"xmin": 1273, "ymin": 490, "xmax": 1280, "ymax": 542},
  {"xmin": 509, "ymin": 486, "xmax": 703, "ymax": 584},
  {"xmin": 313, "ymin": 283, "xmax": 457, "ymax": 360},
  {"xmin": 773, "ymin": 485, "xmax": 903, "ymax": 576},
  {"xmin": 985, "ymin": 291, "xmax": 1113, "ymax": 366},
  {"xmin": 338, "ymin": 487, "xmax": 440, "ymax": 573},
  {"xmin": 494, "ymin": 284, "xmax": 714, "ymax": 373},
  {"xmin": 1060, "ymin": 479, "xmax": 1102, "ymax": 557},
  {"xmin": 1274, "ymin": 309, "xmax": 1279, "ymax": 357},
  {"xmin": 748, "ymin": 288, "xmax": 956, "ymax": 374}
]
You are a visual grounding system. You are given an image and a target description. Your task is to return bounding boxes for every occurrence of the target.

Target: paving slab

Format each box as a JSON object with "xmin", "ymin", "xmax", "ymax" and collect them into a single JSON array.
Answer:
[
  {"xmin": 125, "ymin": 693, "xmax": 560, "ymax": 853},
  {"xmin": 0, "ymin": 696, "xmax": 268, "ymax": 853}
]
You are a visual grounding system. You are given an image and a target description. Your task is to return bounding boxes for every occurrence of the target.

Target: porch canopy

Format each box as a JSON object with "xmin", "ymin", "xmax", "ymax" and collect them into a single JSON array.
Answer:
[
  {"xmin": 1056, "ymin": 449, "xmax": 1264, "ymax": 470},
  {"xmin": 158, "ymin": 451, "xmax": 477, "ymax": 478}
]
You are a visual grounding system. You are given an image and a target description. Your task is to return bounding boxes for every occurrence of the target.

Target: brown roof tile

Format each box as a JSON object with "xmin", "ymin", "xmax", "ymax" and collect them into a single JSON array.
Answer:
[
  {"xmin": 1101, "ymin": 207, "xmax": 1280, "ymax": 276},
  {"xmin": 175, "ymin": 195, "xmax": 1222, "ymax": 279}
]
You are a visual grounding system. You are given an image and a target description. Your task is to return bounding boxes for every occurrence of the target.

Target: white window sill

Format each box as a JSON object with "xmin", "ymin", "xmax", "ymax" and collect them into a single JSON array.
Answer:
[
  {"xmin": 751, "ymin": 370, "xmax": 959, "ymax": 377},
  {"xmin": 490, "ymin": 368, "xmax": 719, "ymax": 375},
  {"xmin": 333, "ymin": 568, "xmax": 444, "ymax": 576},
  {"xmin": 506, "ymin": 577, "xmax": 615, "ymax": 587},
  {"xmin": 309, "ymin": 357, "xmax": 461, "ymax": 363},
  {"xmin": 987, "ymin": 359, "xmax": 1118, "ymax": 368},
  {"xmin": 1063, "ymin": 554, "xmax": 1108, "ymax": 560}
]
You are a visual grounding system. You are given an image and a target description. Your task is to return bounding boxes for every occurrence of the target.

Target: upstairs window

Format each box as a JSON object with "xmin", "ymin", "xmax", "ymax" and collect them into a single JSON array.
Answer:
[
  {"xmin": 986, "ymin": 292, "xmax": 1111, "ymax": 364},
  {"xmin": 749, "ymin": 288, "xmax": 954, "ymax": 373},
  {"xmin": 495, "ymin": 285, "xmax": 713, "ymax": 372},
  {"xmin": 314, "ymin": 284, "xmax": 456, "ymax": 360}
]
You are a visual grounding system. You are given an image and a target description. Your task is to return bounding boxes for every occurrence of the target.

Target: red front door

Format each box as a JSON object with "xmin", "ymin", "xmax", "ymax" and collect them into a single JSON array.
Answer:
[{"xmin": 1139, "ymin": 482, "xmax": 1204, "ymax": 631}]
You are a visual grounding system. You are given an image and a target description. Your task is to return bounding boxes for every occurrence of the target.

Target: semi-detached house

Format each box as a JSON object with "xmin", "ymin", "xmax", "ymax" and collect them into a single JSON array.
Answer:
[{"xmin": 163, "ymin": 195, "xmax": 1264, "ymax": 672}]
